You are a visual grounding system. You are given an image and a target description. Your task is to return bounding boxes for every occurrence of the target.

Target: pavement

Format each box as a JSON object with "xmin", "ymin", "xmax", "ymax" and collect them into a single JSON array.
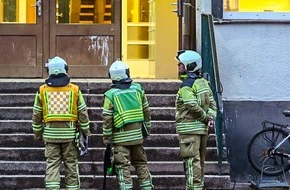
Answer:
[{"xmin": 231, "ymin": 182, "xmax": 290, "ymax": 190}]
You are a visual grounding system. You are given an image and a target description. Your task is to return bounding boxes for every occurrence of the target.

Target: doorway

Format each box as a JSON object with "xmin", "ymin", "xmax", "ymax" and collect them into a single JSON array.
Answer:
[{"xmin": 0, "ymin": 0, "xmax": 121, "ymax": 78}]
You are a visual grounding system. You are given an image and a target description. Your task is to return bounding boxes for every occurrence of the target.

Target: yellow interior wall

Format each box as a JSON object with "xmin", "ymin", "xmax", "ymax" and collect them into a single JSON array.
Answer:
[
  {"xmin": 122, "ymin": 0, "xmax": 152, "ymax": 78},
  {"xmin": 18, "ymin": 0, "xmax": 26, "ymax": 23},
  {"xmin": 154, "ymin": 0, "xmax": 178, "ymax": 79},
  {"xmin": 239, "ymin": 0, "xmax": 290, "ymax": 12},
  {"xmin": 122, "ymin": 0, "xmax": 178, "ymax": 79},
  {"xmin": 0, "ymin": 1, "xmax": 3, "ymax": 22}
]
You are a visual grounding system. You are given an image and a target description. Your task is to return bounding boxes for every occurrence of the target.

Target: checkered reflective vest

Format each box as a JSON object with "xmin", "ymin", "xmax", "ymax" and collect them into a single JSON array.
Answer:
[
  {"xmin": 39, "ymin": 83, "xmax": 79, "ymax": 123},
  {"xmin": 104, "ymin": 83, "xmax": 144, "ymax": 129}
]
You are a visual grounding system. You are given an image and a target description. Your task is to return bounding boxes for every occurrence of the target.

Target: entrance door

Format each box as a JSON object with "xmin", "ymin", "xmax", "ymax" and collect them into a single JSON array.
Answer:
[
  {"xmin": 0, "ymin": 0, "xmax": 120, "ymax": 78},
  {"xmin": 49, "ymin": 0, "xmax": 120, "ymax": 77},
  {"xmin": 0, "ymin": 0, "xmax": 43, "ymax": 77}
]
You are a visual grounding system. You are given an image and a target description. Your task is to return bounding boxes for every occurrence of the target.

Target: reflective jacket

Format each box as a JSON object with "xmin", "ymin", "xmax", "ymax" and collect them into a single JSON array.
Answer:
[
  {"xmin": 175, "ymin": 75, "xmax": 217, "ymax": 135},
  {"xmin": 32, "ymin": 82, "xmax": 90, "ymax": 142},
  {"xmin": 102, "ymin": 82, "xmax": 151, "ymax": 145}
]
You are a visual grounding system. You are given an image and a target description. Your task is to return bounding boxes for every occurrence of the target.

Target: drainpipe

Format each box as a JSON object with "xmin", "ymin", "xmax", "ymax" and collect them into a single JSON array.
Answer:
[
  {"xmin": 182, "ymin": 0, "xmax": 196, "ymax": 50},
  {"xmin": 173, "ymin": 0, "xmax": 184, "ymax": 50},
  {"xmin": 182, "ymin": 0, "xmax": 190, "ymax": 50},
  {"xmin": 175, "ymin": 0, "xmax": 211, "ymax": 51},
  {"xmin": 177, "ymin": 0, "xmax": 183, "ymax": 50}
]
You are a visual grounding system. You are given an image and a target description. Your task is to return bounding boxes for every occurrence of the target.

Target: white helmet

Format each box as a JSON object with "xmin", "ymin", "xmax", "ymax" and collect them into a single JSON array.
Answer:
[
  {"xmin": 176, "ymin": 50, "xmax": 202, "ymax": 72},
  {"xmin": 47, "ymin": 56, "xmax": 68, "ymax": 76},
  {"xmin": 109, "ymin": 60, "xmax": 130, "ymax": 81}
]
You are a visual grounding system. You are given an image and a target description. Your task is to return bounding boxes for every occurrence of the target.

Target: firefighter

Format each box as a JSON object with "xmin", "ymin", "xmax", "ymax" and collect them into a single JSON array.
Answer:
[
  {"xmin": 32, "ymin": 56, "xmax": 90, "ymax": 190},
  {"xmin": 175, "ymin": 50, "xmax": 217, "ymax": 190},
  {"xmin": 102, "ymin": 60, "xmax": 154, "ymax": 190}
]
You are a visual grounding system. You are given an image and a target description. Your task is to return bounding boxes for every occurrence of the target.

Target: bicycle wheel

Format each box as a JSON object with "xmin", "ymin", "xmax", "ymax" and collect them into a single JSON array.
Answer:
[{"xmin": 247, "ymin": 127, "xmax": 290, "ymax": 176}]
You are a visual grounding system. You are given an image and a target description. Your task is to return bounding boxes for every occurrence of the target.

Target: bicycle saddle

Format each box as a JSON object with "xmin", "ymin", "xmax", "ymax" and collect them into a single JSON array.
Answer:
[{"xmin": 283, "ymin": 110, "xmax": 290, "ymax": 117}]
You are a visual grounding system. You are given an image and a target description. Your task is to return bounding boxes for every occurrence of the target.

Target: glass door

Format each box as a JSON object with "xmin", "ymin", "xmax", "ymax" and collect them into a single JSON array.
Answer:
[
  {"xmin": 122, "ymin": 0, "xmax": 156, "ymax": 78},
  {"xmin": 0, "ymin": 0, "xmax": 44, "ymax": 77},
  {"xmin": 49, "ymin": 0, "xmax": 121, "ymax": 78}
]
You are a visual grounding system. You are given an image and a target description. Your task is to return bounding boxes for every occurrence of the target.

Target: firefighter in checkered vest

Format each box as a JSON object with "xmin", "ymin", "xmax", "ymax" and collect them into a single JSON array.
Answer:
[
  {"xmin": 102, "ymin": 60, "xmax": 154, "ymax": 190},
  {"xmin": 32, "ymin": 56, "xmax": 90, "ymax": 190}
]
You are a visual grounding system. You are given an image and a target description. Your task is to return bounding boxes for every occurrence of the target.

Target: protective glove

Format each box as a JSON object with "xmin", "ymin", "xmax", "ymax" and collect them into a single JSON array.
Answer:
[
  {"xmin": 141, "ymin": 122, "xmax": 150, "ymax": 138},
  {"xmin": 80, "ymin": 134, "xmax": 89, "ymax": 156}
]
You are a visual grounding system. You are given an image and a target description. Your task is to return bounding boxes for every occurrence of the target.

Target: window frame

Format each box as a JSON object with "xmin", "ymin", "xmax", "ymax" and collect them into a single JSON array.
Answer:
[{"xmin": 212, "ymin": 0, "xmax": 290, "ymax": 21}]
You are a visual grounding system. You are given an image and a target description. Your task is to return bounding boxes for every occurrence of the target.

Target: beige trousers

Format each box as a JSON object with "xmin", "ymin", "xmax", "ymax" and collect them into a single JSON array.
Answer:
[
  {"xmin": 45, "ymin": 142, "xmax": 80, "ymax": 190},
  {"xmin": 113, "ymin": 144, "xmax": 154, "ymax": 190},
  {"xmin": 179, "ymin": 134, "xmax": 208, "ymax": 190}
]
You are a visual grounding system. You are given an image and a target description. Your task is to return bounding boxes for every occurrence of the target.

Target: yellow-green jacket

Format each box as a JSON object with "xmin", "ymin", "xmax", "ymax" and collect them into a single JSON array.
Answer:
[
  {"xmin": 175, "ymin": 75, "xmax": 217, "ymax": 135},
  {"xmin": 102, "ymin": 82, "xmax": 151, "ymax": 146},
  {"xmin": 32, "ymin": 83, "xmax": 90, "ymax": 143}
]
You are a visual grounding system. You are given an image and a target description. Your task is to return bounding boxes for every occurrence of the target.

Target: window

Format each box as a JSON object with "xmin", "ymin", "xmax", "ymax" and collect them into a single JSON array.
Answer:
[
  {"xmin": 213, "ymin": 0, "xmax": 290, "ymax": 20},
  {"xmin": 122, "ymin": 0, "xmax": 156, "ymax": 78},
  {"xmin": 0, "ymin": 0, "xmax": 36, "ymax": 24},
  {"xmin": 56, "ymin": 0, "xmax": 113, "ymax": 24}
]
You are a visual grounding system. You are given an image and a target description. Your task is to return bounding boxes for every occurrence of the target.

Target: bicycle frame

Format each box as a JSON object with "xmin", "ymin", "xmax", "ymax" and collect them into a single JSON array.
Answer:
[
  {"xmin": 272, "ymin": 132, "xmax": 290, "ymax": 158},
  {"xmin": 263, "ymin": 120, "xmax": 290, "ymax": 158}
]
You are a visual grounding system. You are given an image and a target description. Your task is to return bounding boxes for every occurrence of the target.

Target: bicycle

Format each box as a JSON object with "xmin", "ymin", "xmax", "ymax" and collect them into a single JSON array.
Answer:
[{"xmin": 247, "ymin": 110, "xmax": 290, "ymax": 176}]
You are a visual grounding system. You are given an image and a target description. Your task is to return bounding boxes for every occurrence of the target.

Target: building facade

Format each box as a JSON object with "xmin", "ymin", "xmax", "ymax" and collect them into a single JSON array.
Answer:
[
  {"xmin": 213, "ymin": 0, "xmax": 290, "ymax": 183},
  {"xmin": 2, "ymin": 0, "xmax": 290, "ymax": 184},
  {"xmin": 0, "ymin": 0, "xmax": 178, "ymax": 78}
]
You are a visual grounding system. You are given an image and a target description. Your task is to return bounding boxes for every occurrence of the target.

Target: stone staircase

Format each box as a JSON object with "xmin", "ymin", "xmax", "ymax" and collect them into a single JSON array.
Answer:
[{"xmin": 0, "ymin": 79, "xmax": 230, "ymax": 189}]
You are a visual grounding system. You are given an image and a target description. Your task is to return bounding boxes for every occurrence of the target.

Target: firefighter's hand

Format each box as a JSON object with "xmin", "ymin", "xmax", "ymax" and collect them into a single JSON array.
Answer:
[
  {"xmin": 34, "ymin": 135, "xmax": 43, "ymax": 142},
  {"xmin": 207, "ymin": 118, "xmax": 214, "ymax": 129},
  {"xmin": 103, "ymin": 137, "xmax": 112, "ymax": 145}
]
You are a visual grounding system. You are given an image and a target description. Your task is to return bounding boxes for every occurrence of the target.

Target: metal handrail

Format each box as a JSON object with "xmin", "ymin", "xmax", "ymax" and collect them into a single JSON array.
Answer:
[{"xmin": 201, "ymin": 13, "xmax": 224, "ymax": 174}]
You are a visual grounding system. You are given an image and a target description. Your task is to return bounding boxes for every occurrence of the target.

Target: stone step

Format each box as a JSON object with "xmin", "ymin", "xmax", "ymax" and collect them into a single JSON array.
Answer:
[
  {"xmin": 0, "ymin": 120, "xmax": 181, "ymax": 134},
  {"xmin": 0, "ymin": 147, "xmax": 226, "ymax": 162},
  {"xmin": 0, "ymin": 120, "xmax": 216, "ymax": 135},
  {"xmin": 0, "ymin": 79, "xmax": 181, "ymax": 94},
  {"xmin": 0, "ymin": 134, "xmax": 218, "ymax": 148},
  {"xmin": 0, "ymin": 161, "xmax": 230, "ymax": 175},
  {"xmin": 0, "ymin": 107, "xmax": 175, "ymax": 121},
  {"xmin": 0, "ymin": 94, "xmax": 176, "ymax": 107},
  {"xmin": 0, "ymin": 175, "xmax": 230, "ymax": 189}
]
